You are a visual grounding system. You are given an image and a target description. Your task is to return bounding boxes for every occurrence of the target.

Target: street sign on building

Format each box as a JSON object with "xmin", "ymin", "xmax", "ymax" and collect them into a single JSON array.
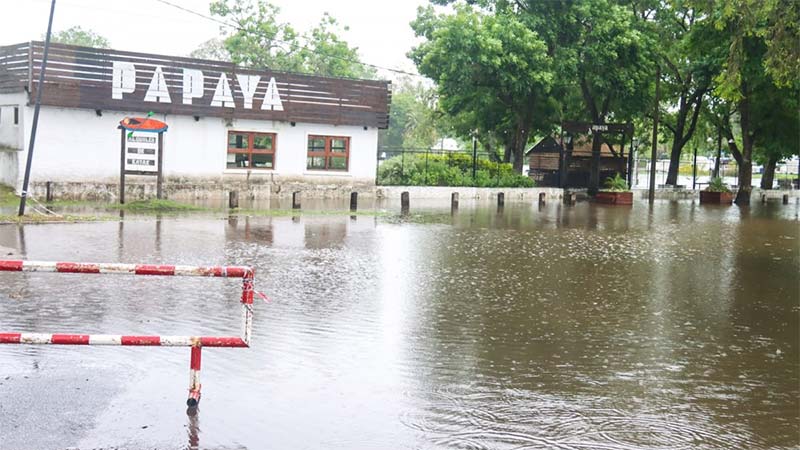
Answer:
[{"xmin": 125, "ymin": 133, "xmax": 158, "ymax": 173}]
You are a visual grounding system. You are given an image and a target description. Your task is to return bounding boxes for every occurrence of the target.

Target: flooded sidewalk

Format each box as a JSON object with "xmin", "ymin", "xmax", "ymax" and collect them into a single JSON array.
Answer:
[{"xmin": 0, "ymin": 200, "xmax": 798, "ymax": 449}]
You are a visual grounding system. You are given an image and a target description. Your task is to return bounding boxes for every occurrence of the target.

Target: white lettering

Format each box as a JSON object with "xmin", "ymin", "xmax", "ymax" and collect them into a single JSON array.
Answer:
[
  {"xmin": 112, "ymin": 61, "xmax": 136, "ymax": 100},
  {"xmin": 211, "ymin": 73, "xmax": 235, "ymax": 108},
  {"xmin": 236, "ymin": 74, "xmax": 260, "ymax": 109},
  {"xmin": 144, "ymin": 66, "xmax": 171, "ymax": 103},
  {"xmin": 261, "ymin": 77, "xmax": 283, "ymax": 111},
  {"xmin": 182, "ymin": 69, "xmax": 205, "ymax": 105}
]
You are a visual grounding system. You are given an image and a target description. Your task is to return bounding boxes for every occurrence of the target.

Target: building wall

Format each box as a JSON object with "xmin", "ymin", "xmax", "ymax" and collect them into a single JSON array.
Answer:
[
  {"xmin": 0, "ymin": 93, "xmax": 25, "ymax": 151},
  {"xmin": 0, "ymin": 149, "xmax": 17, "ymax": 187},
  {"xmin": 0, "ymin": 93, "xmax": 24, "ymax": 188},
  {"xmin": 5, "ymin": 100, "xmax": 378, "ymax": 190}
]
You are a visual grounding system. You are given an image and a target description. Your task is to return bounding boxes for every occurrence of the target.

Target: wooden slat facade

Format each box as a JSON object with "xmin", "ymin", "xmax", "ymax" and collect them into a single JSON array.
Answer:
[{"xmin": 0, "ymin": 42, "xmax": 391, "ymax": 128}]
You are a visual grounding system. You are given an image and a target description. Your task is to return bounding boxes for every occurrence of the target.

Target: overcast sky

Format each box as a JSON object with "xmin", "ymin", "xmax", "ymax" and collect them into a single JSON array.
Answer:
[{"xmin": 1, "ymin": 0, "xmax": 431, "ymax": 80}]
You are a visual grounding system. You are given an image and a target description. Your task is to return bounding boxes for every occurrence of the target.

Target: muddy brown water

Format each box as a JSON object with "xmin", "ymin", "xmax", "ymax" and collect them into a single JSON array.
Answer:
[{"xmin": 0, "ymin": 200, "xmax": 798, "ymax": 449}]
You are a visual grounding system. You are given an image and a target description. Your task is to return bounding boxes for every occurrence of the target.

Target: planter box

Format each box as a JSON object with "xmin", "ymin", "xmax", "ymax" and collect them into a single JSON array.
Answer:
[
  {"xmin": 700, "ymin": 191, "xmax": 734, "ymax": 204},
  {"xmin": 595, "ymin": 191, "xmax": 633, "ymax": 205}
]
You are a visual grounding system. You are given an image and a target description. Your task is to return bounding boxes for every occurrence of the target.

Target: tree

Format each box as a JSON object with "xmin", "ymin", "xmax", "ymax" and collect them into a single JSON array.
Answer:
[
  {"xmin": 752, "ymin": 83, "xmax": 799, "ymax": 189},
  {"xmin": 379, "ymin": 78, "xmax": 441, "ymax": 150},
  {"xmin": 656, "ymin": 1, "xmax": 714, "ymax": 186},
  {"xmin": 409, "ymin": 5, "xmax": 555, "ymax": 172},
  {"xmin": 296, "ymin": 14, "xmax": 376, "ymax": 79},
  {"xmin": 552, "ymin": 0, "xmax": 656, "ymax": 192},
  {"xmin": 189, "ymin": 38, "xmax": 230, "ymax": 61},
  {"xmin": 422, "ymin": 0, "xmax": 658, "ymax": 185},
  {"xmin": 207, "ymin": 0, "xmax": 375, "ymax": 78},
  {"xmin": 692, "ymin": 0, "xmax": 800, "ymax": 203},
  {"xmin": 50, "ymin": 26, "xmax": 110, "ymax": 48}
]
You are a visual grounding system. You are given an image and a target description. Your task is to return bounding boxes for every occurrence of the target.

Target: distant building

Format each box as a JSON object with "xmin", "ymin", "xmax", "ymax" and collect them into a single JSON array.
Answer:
[
  {"xmin": 0, "ymin": 42, "xmax": 391, "ymax": 195},
  {"xmin": 526, "ymin": 135, "xmax": 629, "ymax": 188}
]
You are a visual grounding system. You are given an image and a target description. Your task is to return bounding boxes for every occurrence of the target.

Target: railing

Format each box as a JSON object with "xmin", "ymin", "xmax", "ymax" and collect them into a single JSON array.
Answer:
[{"xmin": 0, "ymin": 259, "xmax": 257, "ymax": 408}]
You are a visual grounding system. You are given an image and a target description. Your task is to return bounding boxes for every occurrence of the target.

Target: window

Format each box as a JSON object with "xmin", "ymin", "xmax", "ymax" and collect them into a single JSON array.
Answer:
[
  {"xmin": 226, "ymin": 131, "xmax": 276, "ymax": 169},
  {"xmin": 307, "ymin": 135, "xmax": 350, "ymax": 171},
  {"xmin": 14, "ymin": 106, "xmax": 19, "ymax": 125}
]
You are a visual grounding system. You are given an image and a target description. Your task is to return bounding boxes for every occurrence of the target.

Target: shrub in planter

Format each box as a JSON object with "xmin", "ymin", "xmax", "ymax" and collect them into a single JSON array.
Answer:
[
  {"xmin": 595, "ymin": 173, "xmax": 633, "ymax": 205},
  {"xmin": 700, "ymin": 177, "xmax": 734, "ymax": 204}
]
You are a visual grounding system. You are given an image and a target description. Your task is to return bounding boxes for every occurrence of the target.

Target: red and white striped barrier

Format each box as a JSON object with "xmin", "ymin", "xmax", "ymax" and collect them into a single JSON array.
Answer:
[{"xmin": 0, "ymin": 260, "xmax": 257, "ymax": 407}]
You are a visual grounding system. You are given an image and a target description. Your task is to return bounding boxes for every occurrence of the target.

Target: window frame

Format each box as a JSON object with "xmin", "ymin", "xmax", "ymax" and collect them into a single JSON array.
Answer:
[
  {"xmin": 226, "ymin": 131, "xmax": 277, "ymax": 170},
  {"xmin": 306, "ymin": 135, "xmax": 350, "ymax": 172}
]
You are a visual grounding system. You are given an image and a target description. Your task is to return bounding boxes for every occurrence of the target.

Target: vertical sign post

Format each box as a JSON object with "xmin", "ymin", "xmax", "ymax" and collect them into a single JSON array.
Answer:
[{"xmin": 118, "ymin": 117, "xmax": 168, "ymax": 204}]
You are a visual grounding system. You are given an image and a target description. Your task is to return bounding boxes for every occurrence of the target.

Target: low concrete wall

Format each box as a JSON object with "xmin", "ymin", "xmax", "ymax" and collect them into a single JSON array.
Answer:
[
  {"xmin": 28, "ymin": 176, "xmax": 376, "ymax": 202},
  {"xmin": 28, "ymin": 179, "xmax": 562, "ymax": 203},
  {"xmin": 633, "ymin": 188, "xmax": 800, "ymax": 201},
  {"xmin": 376, "ymin": 186, "xmax": 565, "ymax": 201},
  {"xmin": 24, "ymin": 179, "xmax": 800, "ymax": 204}
]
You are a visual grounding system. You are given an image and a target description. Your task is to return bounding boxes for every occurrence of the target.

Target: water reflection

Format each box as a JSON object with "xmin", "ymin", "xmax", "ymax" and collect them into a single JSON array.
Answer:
[{"xmin": 0, "ymin": 200, "xmax": 797, "ymax": 449}]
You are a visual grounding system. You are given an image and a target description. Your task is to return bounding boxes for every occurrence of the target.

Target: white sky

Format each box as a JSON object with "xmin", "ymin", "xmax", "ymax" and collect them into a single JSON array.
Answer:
[{"xmin": 1, "ymin": 0, "xmax": 430, "ymax": 80}]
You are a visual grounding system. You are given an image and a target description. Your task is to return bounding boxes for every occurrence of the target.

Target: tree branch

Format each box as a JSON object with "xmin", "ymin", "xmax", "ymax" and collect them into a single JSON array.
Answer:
[
  {"xmin": 663, "ymin": 55, "xmax": 683, "ymax": 85},
  {"xmin": 580, "ymin": 72, "xmax": 600, "ymax": 122}
]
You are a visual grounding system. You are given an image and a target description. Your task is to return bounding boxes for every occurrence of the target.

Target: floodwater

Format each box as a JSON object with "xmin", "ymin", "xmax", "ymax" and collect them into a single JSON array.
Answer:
[{"xmin": 0, "ymin": 199, "xmax": 798, "ymax": 450}]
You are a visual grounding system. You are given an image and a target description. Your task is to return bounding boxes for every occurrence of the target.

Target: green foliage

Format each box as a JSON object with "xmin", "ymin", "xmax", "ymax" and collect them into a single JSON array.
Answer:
[
  {"xmin": 697, "ymin": 0, "xmax": 800, "ymax": 97},
  {"xmin": 189, "ymin": 38, "xmax": 230, "ymax": 61},
  {"xmin": 706, "ymin": 177, "xmax": 731, "ymax": 193},
  {"xmin": 378, "ymin": 153, "xmax": 534, "ymax": 187},
  {"xmin": 50, "ymin": 26, "xmax": 109, "ymax": 48},
  {"xmin": 208, "ymin": 0, "xmax": 375, "ymax": 78},
  {"xmin": 602, "ymin": 173, "xmax": 629, "ymax": 192},
  {"xmin": 117, "ymin": 199, "xmax": 205, "ymax": 212},
  {"xmin": 379, "ymin": 79, "xmax": 441, "ymax": 150},
  {"xmin": 409, "ymin": 4, "xmax": 555, "ymax": 171},
  {"xmin": 0, "ymin": 184, "xmax": 16, "ymax": 206},
  {"xmin": 0, "ymin": 214, "xmax": 112, "ymax": 224}
]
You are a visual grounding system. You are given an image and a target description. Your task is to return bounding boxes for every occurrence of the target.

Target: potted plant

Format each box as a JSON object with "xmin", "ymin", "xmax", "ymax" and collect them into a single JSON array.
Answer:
[
  {"xmin": 700, "ymin": 177, "xmax": 734, "ymax": 204},
  {"xmin": 595, "ymin": 173, "xmax": 633, "ymax": 205}
]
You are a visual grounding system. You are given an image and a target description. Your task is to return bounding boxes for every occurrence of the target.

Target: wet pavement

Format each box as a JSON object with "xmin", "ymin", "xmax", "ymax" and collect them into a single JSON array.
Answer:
[{"xmin": 0, "ymin": 199, "xmax": 798, "ymax": 449}]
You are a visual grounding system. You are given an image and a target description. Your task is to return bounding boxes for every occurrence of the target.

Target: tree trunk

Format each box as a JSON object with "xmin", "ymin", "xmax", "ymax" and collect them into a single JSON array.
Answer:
[
  {"xmin": 588, "ymin": 132, "xmax": 602, "ymax": 194},
  {"xmin": 512, "ymin": 126, "xmax": 527, "ymax": 173},
  {"xmin": 760, "ymin": 155, "xmax": 778, "ymax": 189},
  {"xmin": 735, "ymin": 94, "xmax": 753, "ymax": 205},
  {"xmin": 665, "ymin": 139, "xmax": 683, "ymax": 186},
  {"xmin": 665, "ymin": 103, "xmax": 688, "ymax": 186}
]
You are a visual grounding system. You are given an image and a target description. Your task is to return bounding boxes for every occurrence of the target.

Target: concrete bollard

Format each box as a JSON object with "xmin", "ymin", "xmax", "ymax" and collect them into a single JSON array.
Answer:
[
  {"xmin": 228, "ymin": 191, "xmax": 239, "ymax": 209},
  {"xmin": 783, "ymin": 194, "xmax": 789, "ymax": 204},
  {"xmin": 45, "ymin": 181, "xmax": 53, "ymax": 203},
  {"xmin": 350, "ymin": 192, "xmax": 358, "ymax": 212},
  {"xmin": 292, "ymin": 191, "xmax": 301, "ymax": 209},
  {"xmin": 401, "ymin": 191, "xmax": 410, "ymax": 214},
  {"xmin": 451, "ymin": 192, "xmax": 459, "ymax": 211},
  {"xmin": 497, "ymin": 192, "xmax": 505, "ymax": 207},
  {"xmin": 538, "ymin": 192, "xmax": 546, "ymax": 205}
]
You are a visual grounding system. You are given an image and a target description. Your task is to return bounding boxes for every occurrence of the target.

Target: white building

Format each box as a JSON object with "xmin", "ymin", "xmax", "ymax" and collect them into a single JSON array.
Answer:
[{"xmin": 0, "ymin": 42, "xmax": 391, "ymax": 196}]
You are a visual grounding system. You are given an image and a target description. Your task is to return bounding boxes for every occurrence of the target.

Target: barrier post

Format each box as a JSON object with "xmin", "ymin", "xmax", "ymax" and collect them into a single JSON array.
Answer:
[
  {"xmin": 188, "ymin": 345, "xmax": 202, "ymax": 407},
  {"xmin": 350, "ymin": 192, "xmax": 358, "ymax": 212}
]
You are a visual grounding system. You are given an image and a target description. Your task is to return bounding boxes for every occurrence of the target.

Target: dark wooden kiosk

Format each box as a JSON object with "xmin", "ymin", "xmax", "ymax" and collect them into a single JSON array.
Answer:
[{"xmin": 527, "ymin": 122, "xmax": 635, "ymax": 195}]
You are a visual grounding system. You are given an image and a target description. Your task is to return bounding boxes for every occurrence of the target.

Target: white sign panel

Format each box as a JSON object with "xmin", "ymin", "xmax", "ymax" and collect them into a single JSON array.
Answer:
[{"xmin": 125, "ymin": 132, "xmax": 159, "ymax": 173}]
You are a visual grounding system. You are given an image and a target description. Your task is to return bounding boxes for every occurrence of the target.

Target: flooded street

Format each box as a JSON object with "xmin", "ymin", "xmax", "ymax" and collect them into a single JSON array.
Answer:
[{"xmin": 0, "ymin": 200, "xmax": 798, "ymax": 449}]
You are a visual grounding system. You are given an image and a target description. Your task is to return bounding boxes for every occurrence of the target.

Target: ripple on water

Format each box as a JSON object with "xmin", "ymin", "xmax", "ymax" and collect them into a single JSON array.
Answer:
[{"xmin": 400, "ymin": 382, "xmax": 764, "ymax": 450}]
